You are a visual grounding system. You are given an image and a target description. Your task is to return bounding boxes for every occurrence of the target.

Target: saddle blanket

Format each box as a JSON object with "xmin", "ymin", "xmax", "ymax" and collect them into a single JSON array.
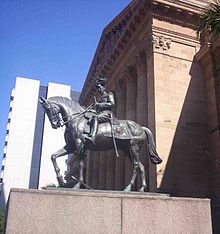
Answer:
[{"xmin": 100, "ymin": 121, "xmax": 132, "ymax": 139}]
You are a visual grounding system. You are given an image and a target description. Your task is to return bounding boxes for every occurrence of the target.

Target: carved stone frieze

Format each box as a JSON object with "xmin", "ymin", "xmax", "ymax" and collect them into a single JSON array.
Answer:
[
  {"xmin": 152, "ymin": 34, "xmax": 172, "ymax": 50},
  {"xmin": 91, "ymin": 4, "xmax": 140, "ymax": 78}
]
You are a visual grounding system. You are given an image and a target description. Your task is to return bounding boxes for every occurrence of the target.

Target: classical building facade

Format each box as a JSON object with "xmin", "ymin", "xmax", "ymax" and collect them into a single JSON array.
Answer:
[
  {"xmin": 80, "ymin": 0, "xmax": 220, "ymax": 232},
  {"xmin": 0, "ymin": 77, "xmax": 80, "ymax": 208}
]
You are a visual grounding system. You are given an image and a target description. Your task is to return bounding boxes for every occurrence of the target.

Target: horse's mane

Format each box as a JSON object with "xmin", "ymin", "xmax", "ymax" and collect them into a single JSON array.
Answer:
[{"xmin": 48, "ymin": 96, "xmax": 85, "ymax": 112}]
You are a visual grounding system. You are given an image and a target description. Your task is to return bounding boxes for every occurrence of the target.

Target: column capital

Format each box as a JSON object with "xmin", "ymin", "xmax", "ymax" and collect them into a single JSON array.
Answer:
[
  {"xmin": 115, "ymin": 79, "xmax": 126, "ymax": 95},
  {"xmin": 152, "ymin": 34, "xmax": 172, "ymax": 51},
  {"xmin": 134, "ymin": 50, "xmax": 147, "ymax": 67},
  {"xmin": 124, "ymin": 65, "xmax": 137, "ymax": 81}
]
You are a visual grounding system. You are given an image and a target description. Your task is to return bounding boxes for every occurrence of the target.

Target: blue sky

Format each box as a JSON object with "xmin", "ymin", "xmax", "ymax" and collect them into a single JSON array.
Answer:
[{"xmin": 0, "ymin": 0, "xmax": 131, "ymax": 159}]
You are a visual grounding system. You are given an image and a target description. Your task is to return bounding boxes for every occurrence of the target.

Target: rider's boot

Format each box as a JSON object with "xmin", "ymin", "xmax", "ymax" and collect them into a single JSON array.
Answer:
[{"xmin": 85, "ymin": 115, "xmax": 98, "ymax": 144}]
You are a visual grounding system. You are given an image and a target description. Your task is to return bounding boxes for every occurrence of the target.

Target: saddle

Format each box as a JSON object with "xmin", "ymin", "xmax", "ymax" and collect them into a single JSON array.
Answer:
[
  {"xmin": 84, "ymin": 109, "xmax": 97, "ymax": 120},
  {"xmin": 83, "ymin": 110, "xmax": 141, "ymax": 140}
]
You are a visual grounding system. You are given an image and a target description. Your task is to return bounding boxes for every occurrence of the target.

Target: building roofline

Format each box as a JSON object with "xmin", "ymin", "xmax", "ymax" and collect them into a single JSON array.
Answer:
[{"xmin": 79, "ymin": 0, "xmax": 208, "ymax": 104}]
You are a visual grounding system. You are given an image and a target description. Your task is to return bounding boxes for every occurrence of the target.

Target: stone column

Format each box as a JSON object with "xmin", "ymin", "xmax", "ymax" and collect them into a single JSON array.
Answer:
[
  {"xmin": 135, "ymin": 51, "xmax": 149, "ymax": 190},
  {"xmin": 86, "ymin": 151, "xmax": 94, "ymax": 187},
  {"xmin": 136, "ymin": 51, "xmax": 148, "ymax": 126},
  {"xmin": 114, "ymin": 79, "xmax": 126, "ymax": 190},
  {"xmin": 92, "ymin": 152, "xmax": 100, "ymax": 189},
  {"xmin": 125, "ymin": 67, "xmax": 137, "ymax": 187},
  {"xmin": 106, "ymin": 149, "xmax": 115, "ymax": 190},
  {"xmin": 125, "ymin": 67, "xmax": 137, "ymax": 121},
  {"xmin": 146, "ymin": 46, "xmax": 157, "ymax": 192},
  {"xmin": 98, "ymin": 152, "xmax": 106, "ymax": 190}
]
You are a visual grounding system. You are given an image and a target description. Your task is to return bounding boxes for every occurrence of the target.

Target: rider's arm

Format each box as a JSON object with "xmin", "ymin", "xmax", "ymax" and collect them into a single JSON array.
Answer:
[
  {"xmin": 108, "ymin": 92, "xmax": 115, "ymax": 107},
  {"xmin": 95, "ymin": 92, "xmax": 115, "ymax": 110}
]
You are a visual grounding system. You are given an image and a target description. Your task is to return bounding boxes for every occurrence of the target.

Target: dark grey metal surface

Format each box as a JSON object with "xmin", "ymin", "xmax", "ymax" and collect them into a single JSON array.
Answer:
[{"xmin": 39, "ymin": 78, "xmax": 162, "ymax": 192}]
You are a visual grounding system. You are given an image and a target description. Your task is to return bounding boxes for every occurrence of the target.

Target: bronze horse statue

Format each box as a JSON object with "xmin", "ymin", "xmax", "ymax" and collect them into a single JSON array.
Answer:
[{"xmin": 40, "ymin": 96, "xmax": 162, "ymax": 192}]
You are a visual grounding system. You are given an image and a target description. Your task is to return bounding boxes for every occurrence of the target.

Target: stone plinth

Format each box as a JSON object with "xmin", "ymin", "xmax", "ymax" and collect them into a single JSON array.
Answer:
[{"xmin": 6, "ymin": 188, "xmax": 212, "ymax": 234}]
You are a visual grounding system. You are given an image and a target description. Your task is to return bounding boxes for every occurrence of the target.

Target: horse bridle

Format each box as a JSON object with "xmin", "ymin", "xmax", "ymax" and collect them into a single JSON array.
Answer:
[
  {"xmin": 45, "ymin": 102, "xmax": 62, "ymax": 128},
  {"xmin": 48, "ymin": 102, "xmax": 94, "ymax": 128}
]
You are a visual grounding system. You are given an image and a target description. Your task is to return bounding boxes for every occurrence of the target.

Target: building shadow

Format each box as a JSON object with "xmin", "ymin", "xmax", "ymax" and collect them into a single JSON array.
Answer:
[
  {"xmin": 29, "ymin": 86, "xmax": 47, "ymax": 189},
  {"xmin": 158, "ymin": 58, "xmax": 213, "ymax": 199}
]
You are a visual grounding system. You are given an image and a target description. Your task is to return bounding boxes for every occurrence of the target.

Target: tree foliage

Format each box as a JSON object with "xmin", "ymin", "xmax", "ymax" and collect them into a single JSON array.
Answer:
[
  {"xmin": 197, "ymin": 0, "xmax": 220, "ymax": 39},
  {"xmin": 0, "ymin": 209, "xmax": 4, "ymax": 234}
]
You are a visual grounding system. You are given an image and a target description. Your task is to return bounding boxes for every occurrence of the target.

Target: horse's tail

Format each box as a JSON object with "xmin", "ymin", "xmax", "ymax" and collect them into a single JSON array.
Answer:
[{"xmin": 142, "ymin": 127, "xmax": 162, "ymax": 165}]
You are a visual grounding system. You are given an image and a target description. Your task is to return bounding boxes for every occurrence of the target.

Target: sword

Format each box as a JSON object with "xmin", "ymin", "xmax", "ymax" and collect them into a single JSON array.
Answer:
[
  {"xmin": 110, "ymin": 113, "xmax": 119, "ymax": 157},
  {"xmin": 71, "ymin": 176, "xmax": 94, "ymax": 190}
]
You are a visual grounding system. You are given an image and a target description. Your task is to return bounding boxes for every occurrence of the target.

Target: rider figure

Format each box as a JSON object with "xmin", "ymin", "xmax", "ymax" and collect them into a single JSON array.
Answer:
[{"xmin": 85, "ymin": 77, "xmax": 115, "ymax": 144}]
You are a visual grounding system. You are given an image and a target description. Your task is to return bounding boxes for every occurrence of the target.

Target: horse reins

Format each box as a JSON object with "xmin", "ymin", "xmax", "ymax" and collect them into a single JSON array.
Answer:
[{"xmin": 51, "ymin": 103, "xmax": 94, "ymax": 127}]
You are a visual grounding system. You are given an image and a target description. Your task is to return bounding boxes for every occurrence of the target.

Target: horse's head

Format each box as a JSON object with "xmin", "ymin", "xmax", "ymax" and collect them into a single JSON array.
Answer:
[{"xmin": 39, "ymin": 97, "xmax": 62, "ymax": 129}]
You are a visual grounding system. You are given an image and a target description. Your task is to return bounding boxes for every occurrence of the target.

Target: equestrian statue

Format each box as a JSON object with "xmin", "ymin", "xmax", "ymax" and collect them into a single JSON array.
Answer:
[{"xmin": 40, "ymin": 77, "xmax": 162, "ymax": 192}]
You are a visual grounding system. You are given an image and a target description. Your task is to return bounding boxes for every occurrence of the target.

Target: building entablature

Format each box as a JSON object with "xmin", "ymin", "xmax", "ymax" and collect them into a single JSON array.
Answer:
[
  {"xmin": 80, "ymin": 0, "xmax": 148, "ymax": 105},
  {"xmin": 79, "ymin": 0, "xmax": 207, "ymax": 105},
  {"xmin": 154, "ymin": 0, "xmax": 210, "ymax": 14},
  {"xmin": 195, "ymin": 37, "xmax": 220, "ymax": 66}
]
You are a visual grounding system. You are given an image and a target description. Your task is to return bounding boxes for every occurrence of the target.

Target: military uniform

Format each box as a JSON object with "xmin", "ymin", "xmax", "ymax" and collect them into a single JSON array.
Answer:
[
  {"xmin": 96, "ymin": 91, "xmax": 115, "ymax": 123},
  {"xmin": 85, "ymin": 77, "xmax": 115, "ymax": 144}
]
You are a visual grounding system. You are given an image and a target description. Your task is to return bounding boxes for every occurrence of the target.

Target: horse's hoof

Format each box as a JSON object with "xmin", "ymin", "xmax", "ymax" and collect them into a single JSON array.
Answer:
[
  {"xmin": 58, "ymin": 182, "xmax": 65, "ymax": 187},
  {"xmin": 72, "ymin": 187, "xmax": 79, "ymax": 190},
  {"xmin": 124, "ymin": 185, "xmax": 131, "ymax": 192},
  {"xmin": 57, "ymin": 176, "xmax": 65, "ymax": 186},
  {"xmin": 73, "ymin": 182, "xmax": 81, "ymax": 189},
  {"xmin": 138, "ymin": 187, "xmax": 146, "ymax": 192}
]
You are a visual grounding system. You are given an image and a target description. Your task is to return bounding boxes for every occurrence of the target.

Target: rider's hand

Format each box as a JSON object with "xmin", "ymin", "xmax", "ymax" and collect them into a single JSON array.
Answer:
[
  {"xmin": 94, "ymin": 96, "xmax": 98, "ymax": 105},
  {"xmin": 95, "ymin": 103, "xmax": 99, "ymax": 110}
]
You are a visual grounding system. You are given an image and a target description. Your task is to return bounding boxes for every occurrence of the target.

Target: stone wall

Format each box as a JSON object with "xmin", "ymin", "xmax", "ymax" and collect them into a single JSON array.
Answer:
[
  {"xmin": 152, "ymin": 18, "xmax": 212, "ymax": 197},
  {"xmin": 196, "ymin": 37, "xmax": 220, "ymax": 233}
]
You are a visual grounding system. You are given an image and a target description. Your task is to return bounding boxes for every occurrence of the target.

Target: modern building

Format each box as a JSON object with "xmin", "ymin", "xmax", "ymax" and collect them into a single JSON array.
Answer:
[
  {"xmin": 79, "ymin": 0, "xmax": 220, "ymax": 232},
  {"xmin": 0, "ymin": 77, "xmax": 80, "ymax": 208}
]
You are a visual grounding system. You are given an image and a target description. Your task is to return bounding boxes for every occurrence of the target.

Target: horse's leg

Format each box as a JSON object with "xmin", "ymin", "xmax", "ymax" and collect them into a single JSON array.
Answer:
[
  {"xmin": 51, "ymin": 146, "xmax": 70, "ymax": 186},
  {"xmin": 124, "ymin": 160, "xmax": 139, "ymax": 192},
  {"xmin": 78, "ymin": 158, "xmax": 85, "ymax": 187},
  {"xmin": 123, "ymin": 143, "xmax": 139, "ymax": 192},
  {"xmin": 131, "ymin": 141, "xmax": 147, "ymax": 192},
  {"xmin": 132, "ymin": 141, "xmax": 147, "ymax": 192},
  {"xmin": 73, "ymin": 140, "xmax": 85, "ymax": 189},
  {"xmin": 74, "ymin": 160, "xmax": 84, "ymax": 189},
  {"xmin": 137, "ymin": 161, "xmax": 147, "ymax": 192},
  {"xmin": 124, "ymin": 141, "xmax": 147, "ymax": 192}
]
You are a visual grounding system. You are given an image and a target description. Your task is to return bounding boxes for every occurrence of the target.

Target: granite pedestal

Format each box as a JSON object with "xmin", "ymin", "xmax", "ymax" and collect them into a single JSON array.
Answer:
[{"xmin": 5, "ymin": 188, "xmax": 212, "ymax": 234}]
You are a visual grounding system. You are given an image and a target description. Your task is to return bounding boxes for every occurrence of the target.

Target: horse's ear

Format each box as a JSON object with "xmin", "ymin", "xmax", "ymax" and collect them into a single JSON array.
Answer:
[
  {"xmin": 39, "ymin": 97, "xmax": 46, "ymax": 104},
  {"xmin": 39, "ymin": 97, "xmax": 50, "ymax": 108}
]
